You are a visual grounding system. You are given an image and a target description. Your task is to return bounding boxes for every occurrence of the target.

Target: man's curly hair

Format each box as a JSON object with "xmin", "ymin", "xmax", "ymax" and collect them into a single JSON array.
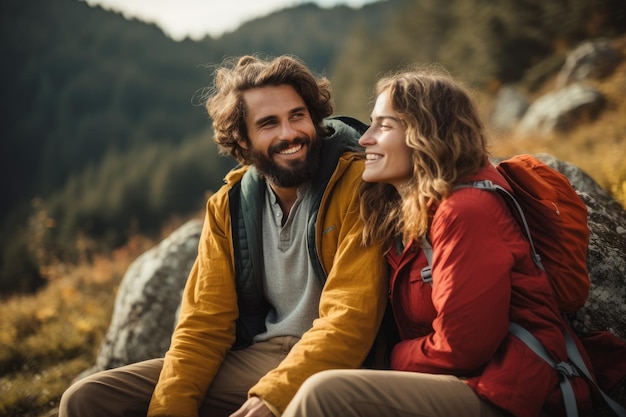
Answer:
[{"xmin": 204, "ymin": 55, "xmax": 333, "ymax": 165}]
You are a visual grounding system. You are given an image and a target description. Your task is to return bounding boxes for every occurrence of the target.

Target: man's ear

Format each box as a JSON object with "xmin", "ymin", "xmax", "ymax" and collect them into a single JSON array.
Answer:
[{"xmin": 237, "ymin": 137, "xmax": 248, "ymax": 150}]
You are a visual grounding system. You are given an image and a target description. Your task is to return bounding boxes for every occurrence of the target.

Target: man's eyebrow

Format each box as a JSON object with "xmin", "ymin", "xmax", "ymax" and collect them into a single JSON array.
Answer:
[
  {"xmin": 254, "ymin": 115, "xmax": 277, "ymax": 127},
  {"xmin": 289, "ymin": 106, "xmax": 308, "ymax": 114}
]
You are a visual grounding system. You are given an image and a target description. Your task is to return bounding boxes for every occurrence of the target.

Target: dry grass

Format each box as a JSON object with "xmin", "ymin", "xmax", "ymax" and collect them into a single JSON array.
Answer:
[{"xmin": 0, "ymin": 238, "xmax": 153, "ymax": 417}]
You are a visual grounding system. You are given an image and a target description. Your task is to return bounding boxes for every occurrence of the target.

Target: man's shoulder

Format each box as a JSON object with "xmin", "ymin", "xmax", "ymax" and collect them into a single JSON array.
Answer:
[
  {"xmin": 207, "ymin": 165, "xmax": 250, "ymax": 205},
  {"xmin": 319, "ymin": 116, "xmax": 367, "ymax": 175},
  {"xmin": 323, "ymin": 116, "xmax": 367, "ymax": 147},
  {"xmin": 325, "ymin": 151, "xmax": 364, "ymax": 195},
  {"xmin": 222, "ymin": 165, "xmax": 249, "ymax": 187},
  {"xmin": 324, "ymin": 116, "xmax": 369, "ymax": 136}
]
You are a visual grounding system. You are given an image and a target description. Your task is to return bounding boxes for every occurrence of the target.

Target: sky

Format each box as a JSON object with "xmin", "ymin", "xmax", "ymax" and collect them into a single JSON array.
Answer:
[{"xmin": 81, "ymin": 0, "xmax": 379, "ymax": 41}]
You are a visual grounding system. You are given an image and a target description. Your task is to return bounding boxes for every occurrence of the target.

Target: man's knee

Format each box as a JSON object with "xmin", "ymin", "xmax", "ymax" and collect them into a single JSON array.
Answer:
[{"xmin": 59, "ymin": 375, "xmax": 103, "ymax": 416}]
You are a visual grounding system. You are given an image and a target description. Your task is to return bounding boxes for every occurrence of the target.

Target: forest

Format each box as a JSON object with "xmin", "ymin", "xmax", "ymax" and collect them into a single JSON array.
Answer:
[{"xmin": 1, "ymin": 0, "xmax": 625, "ymax": 294}]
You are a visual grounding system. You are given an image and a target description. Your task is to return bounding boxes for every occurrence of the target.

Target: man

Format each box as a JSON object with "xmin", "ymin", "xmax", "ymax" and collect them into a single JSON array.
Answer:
[{"xmin": 59, "ymin": 54, "xmax": 387, "ymax": 417}]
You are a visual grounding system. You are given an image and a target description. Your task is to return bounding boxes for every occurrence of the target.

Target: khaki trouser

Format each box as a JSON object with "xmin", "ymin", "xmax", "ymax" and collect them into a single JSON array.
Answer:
[
  {"xmin": 59, "ymin": 336, "xmax": 299, "ymax": 417},
  {"xmin": 282, "ymin": 369, "xmax": 510, "ymax": 417}
]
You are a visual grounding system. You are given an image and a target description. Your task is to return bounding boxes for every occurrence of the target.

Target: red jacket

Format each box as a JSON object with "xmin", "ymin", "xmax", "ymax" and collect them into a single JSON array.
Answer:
[{"xmin": 387, "ymin": 165, "xmax": 593, "ymax": 417}]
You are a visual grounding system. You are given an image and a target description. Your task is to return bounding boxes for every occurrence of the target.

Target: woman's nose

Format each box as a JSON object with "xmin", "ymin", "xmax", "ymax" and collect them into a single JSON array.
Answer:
[{"xmin": 358, "ymin": 128, "xmax": 374, "ymax": 146}]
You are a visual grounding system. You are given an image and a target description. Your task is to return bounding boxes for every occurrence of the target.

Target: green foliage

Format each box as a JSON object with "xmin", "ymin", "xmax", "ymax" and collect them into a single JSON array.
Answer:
[
  {"xmin": 0, "ymin": 230, "xmax": 44, "ymax": 294},
  {"xmin": 44, "ymin": 134, "xmax": 234, "ymax": 249}
]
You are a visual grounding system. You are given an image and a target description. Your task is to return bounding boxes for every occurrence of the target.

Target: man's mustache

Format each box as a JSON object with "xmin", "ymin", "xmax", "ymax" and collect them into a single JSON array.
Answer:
[{"xmin": 270, "ymin": 137, "xmax": 310, "ymax": 154}]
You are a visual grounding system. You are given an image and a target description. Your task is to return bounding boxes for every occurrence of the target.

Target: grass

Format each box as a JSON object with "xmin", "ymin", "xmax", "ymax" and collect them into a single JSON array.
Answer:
[{"xmin": 0, "ymin": 239, "xmax": 151, "ymax": 417}]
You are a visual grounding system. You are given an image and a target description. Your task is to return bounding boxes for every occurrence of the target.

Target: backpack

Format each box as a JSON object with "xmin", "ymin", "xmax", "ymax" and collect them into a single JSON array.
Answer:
[
  {"xmin": 494, "ymin": 154, "xmax": 590, "ymax": 313},
  {"xmin": 420, "ymin": 155, "xmax": 591, "ymax": 313}
]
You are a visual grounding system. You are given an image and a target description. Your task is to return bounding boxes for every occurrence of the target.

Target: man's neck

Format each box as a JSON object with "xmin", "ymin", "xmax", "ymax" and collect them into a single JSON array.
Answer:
[{"xmin": 268, "ymin": 183, "xmax": 299, "ymax": 217}]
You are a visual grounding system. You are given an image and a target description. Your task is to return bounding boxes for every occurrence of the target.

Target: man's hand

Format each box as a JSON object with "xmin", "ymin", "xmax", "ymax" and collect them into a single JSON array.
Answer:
[{"xmin": 229, "ymin": 397, "xmax": 274, "ymax": 417}]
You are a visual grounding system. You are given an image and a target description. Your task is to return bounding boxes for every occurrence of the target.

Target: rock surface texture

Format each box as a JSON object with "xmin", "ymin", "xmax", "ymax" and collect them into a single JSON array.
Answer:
[{"xmin": 77, "ymin": 218, "xmax": 202, "ymax": 379}]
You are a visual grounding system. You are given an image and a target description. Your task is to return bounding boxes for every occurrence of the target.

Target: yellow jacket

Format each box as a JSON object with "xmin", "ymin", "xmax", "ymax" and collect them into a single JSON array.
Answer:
[{"xmin": 148, "ymin": 120, "xmax": 387, "ymax": 416}]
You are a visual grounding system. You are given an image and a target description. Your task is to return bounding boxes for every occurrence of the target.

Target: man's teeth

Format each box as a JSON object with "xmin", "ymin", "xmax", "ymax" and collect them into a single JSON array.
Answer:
[{"xmin": 279, "ymin": 144, "xmax": 303, "ymax": 155}]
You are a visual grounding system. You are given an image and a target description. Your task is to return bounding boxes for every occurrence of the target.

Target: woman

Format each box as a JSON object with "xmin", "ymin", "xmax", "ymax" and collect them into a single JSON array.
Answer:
[{"xmin": 281, "ymin": 67, "xmax": 594, "ymax": 417}]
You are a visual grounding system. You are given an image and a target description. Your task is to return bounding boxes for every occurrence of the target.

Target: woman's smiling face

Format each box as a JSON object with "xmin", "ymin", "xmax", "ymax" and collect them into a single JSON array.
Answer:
[{"xmin": 359, "ymin": 90, "xmax": 413, "ymax": 190}]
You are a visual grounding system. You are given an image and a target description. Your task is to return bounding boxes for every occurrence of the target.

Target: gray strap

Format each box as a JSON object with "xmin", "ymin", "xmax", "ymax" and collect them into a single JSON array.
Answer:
[
  {"xmin": 421, "ymin": 237, "xmax": 433, "ymax": 283},
  {"xmin": 563, "ymin": 330, "xmax": 626, "ymax": 417},
  {"xmin": 510, "ymin": 323, "xmax": 626, "ymax": 417},
  {"xmin": 509, "ymin": 323, "xmax": 580, "ymax": 417},
  {"xmin": 457, "ymin": 180, "xmax": 544, "ymax": 270}
]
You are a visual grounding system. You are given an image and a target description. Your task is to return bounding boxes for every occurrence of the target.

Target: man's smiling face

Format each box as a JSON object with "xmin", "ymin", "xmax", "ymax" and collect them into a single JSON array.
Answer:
[{"xmin": 241, "ymin": 84, "xmax": 321, "ymax": 188}]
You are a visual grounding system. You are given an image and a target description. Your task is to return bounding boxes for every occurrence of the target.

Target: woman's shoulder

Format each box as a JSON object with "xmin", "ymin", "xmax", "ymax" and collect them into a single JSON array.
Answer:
[{"xmin": 436, "ymin": 183, "xmax": 510, "ymax": 229}]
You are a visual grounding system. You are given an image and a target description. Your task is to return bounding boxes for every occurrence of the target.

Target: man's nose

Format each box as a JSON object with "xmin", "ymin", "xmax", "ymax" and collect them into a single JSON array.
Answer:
[{"xmin": 279, "ymin": 121, "xmax": 298, "ymax": 140}]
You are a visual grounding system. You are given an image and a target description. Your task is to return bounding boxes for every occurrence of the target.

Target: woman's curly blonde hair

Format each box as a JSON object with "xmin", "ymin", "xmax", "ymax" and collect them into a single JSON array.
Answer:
[{"xmin": 360, "ymin": 65, "xmax": 489, "ymax": 247}]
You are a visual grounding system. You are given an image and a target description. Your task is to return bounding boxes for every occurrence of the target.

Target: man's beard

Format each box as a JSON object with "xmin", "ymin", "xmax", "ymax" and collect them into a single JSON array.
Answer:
[{"xmin": 248, "ymin": 136, "xmax": 322, "ymax": 188}]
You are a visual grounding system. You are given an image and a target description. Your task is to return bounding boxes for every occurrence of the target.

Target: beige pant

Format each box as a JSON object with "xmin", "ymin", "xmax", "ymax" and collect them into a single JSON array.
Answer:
[
  {"xmin": 282, "ymin": 369, "xmax": 509, "ymax": 417},
  {"xmin": 59, "ymin": 336, "xmax": 299, "ymax": 417}
]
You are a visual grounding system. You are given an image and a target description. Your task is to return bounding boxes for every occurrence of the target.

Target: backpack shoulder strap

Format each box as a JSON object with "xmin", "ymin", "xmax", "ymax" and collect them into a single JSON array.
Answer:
[
  {"xmin": 456, "ymin": 180, "xmax": 544, "ymax": 271},
  {"xmin": 509, "ymin": 323, "xmax": 580, "ymax": 417},
  {"xmin": 420, "ymin": 237, "xmax": 433, "ymax": 283},
  {"xmin": 562, "ymin": 330, "xmax": 626, "ymax": 417},
  {"xmin": 510, "ymin": 322, "xmax": 626, "ymax": 417},
  {"xmin": 420, "ymin": 179, "xmax": 544, "ymax": 283}
]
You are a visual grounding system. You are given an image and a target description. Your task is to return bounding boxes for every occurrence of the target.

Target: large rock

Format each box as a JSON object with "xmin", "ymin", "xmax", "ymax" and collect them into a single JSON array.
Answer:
[
  {"xmin": 76, "ymin": 218, "xmax": 203, "ymax": 379},
  {"xmin": 555, "ymin": 38, "xmax": 622, "ymax": 89},
  {"xmin": 515, "ymin": 82, "xmax": 606, "ymax": 137},
  {"xmin": 489, "ymin": 85, "xmax": 530, "ymax": 133}
]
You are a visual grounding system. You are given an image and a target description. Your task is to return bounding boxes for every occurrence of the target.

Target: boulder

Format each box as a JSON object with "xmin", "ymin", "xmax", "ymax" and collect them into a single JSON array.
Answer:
[
  {"xmin": 555, "ymin": 38, "xmax": 622, "ymax": 89},
  {"xmin": 489, "ymin": 84, "xmax": 529, "ymax": 133},
  {"xmin": 515, "ymin": 82, "xmax": 605, "ymax": 137},
  {"xmin": 76, "ymin": 218, "xmax": 203, "ymax": 379}
]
